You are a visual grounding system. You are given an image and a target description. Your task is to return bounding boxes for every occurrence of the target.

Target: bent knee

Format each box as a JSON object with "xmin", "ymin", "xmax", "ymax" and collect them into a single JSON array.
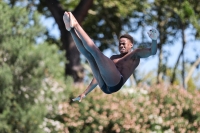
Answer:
[{"xmin": 100, "ymin": 85, "xmax": 112, "ymax": 94}]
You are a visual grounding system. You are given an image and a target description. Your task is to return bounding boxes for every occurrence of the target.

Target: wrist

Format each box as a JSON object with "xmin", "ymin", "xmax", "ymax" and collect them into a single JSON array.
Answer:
[{"xmin": 82, "ymin": 92, "xmax": 87, "ymax": 97}]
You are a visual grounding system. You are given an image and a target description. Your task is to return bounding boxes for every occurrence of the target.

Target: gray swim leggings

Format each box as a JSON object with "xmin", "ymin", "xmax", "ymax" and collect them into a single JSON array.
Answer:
[{"xmin": 100, "ymin": 75, "xmax": 124, "ymax": 94}]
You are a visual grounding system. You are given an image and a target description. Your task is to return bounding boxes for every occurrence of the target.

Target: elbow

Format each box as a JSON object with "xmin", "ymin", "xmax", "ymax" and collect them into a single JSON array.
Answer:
[{"xmin": 151, "ymin": 50, "xmax": 157, "ymax": 55}]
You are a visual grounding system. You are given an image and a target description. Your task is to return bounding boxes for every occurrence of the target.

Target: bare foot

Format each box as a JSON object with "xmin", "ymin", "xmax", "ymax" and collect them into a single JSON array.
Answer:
[
  {"xmin": 63, "ymin": 12, "xmax": 71, "ymax": 31},
  {"xmin": 68, "ymin": 12, "xmax": 78, "ymax": 28}
]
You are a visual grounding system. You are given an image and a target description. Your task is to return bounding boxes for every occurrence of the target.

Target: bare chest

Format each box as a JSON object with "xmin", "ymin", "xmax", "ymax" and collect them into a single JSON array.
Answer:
[{"xmin": 112, "ymin": 57, "xmax": 140, "ymax": 80}]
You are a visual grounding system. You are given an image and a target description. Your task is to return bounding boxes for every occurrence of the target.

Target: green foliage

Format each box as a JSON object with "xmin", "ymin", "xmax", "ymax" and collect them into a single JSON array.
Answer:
[
  {"xmin": 60, "ymin": 0, "xmax": 80, "ymax": 12},
  {"xmin": 175, "ymin": 1, "xmax": 194, "ymax": 23},
  {"xmin": 1, "ymin": 1, "xmax": 199, "ymax": 132},
  {"xmin": 83, "ymin": 0, "xmax": 149, "ymax": 51},
  {"xmin": 187, "ymin": 78, "xmax": 196, "ymax": 92},
  {"xmin": 0, "ymin": 2, "xmax": 71, "ymax": 132},
  {"xmin": 62, "ymin": 85, "xmax": 200, "ymax": 132},
  {"xmin": 143, "ymin": 0, "xmax": 200, "ymax": 85},
  {"xmin": 4, "ymin": 0, "xmax": 200, "ymax": 87}
]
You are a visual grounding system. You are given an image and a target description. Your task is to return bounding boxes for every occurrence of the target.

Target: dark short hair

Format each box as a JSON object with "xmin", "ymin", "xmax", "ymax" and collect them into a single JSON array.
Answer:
[{"xmin": 120, "ymin": 34, "xmax": 134, "ymax": 44}]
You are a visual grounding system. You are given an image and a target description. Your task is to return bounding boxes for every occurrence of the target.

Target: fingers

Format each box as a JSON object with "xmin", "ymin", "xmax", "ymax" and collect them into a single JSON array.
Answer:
[
  {"xmin": 147, "ymin": 28, "xmax": 159, "ymax": 40},
  {"xmin": 147, "ymin": 31, "xmax": 151, "ymax": 38},
  {"xmin": 72, "ymin": 96, "xmax": 80, "ymax": 101},
  {"xmin": 79, "ymin": 97, "xmax": 82, "ymax": 102},
  {"xmin": 151, "ymin": 28, "xmax": 159, "ymax": 35},
  {"xmin": 79, "ymin": 94, "xmax": 86, "ymax": 102},
  {"xmin": 147, "ymin": 32, "xmax": 150, "ymax": 36},
  {"xmin": 72, "ymin": 94, "xmax": 86, "ymax": 102}
]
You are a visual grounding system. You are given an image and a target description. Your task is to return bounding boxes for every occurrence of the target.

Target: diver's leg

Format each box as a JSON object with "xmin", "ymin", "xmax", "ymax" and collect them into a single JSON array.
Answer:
[
  {"xmin": 65, "ymin": 12, "xmax": 121, "ymax": 86},
  {"xmin": 69, "ymin": 28, "xmax": 106, "ymax": 88}
]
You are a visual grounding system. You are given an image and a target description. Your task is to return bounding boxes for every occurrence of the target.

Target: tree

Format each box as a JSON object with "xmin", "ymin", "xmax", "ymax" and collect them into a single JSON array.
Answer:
[
  {"xmin": 0, "ymin": 2, "xmax": 70, "ymax": 132},
  {"xmin": 41, "ymin": 0, "xmax": 94, "ymax": 83},
  {"xmin": 167, "ymin": 0, "xmax": 200, "ymax": 88},
  {"xmin": 136, "ymin": 0, "xmax": 181, "ymax": 84},
  {"xmin": 5, "ymin": 0, "xmax": 149, "ymax": 83},
  {"xmin": 185, "ymin": 57, "xmax": 200, "ymax": 89},
  {"xmin": 6, "ymin": 0, "xmax": 94, "ymax": 82},
  {"xmin": 139, "ymin": 0, "xmax": 200, "ymax": 87}
]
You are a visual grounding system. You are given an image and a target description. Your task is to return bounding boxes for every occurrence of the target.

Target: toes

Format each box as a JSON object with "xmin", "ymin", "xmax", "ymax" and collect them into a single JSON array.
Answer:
[
  {"xmin": 68, "ymin": 12, "xmax": 74, "ymax": 28},
  {"xmin": 68, "ymin": 12, "xmax": 78, "ymax": 28},
  {"xmin": 63, "ymin": 12, "xmax": 71, "ymax": 31},
  {"xmin": 63, "ymin": 12, "xmax": 69, "ymax": 20}
]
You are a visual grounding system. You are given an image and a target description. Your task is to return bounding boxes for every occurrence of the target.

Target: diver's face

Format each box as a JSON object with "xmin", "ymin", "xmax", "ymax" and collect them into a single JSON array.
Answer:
[{"xmin": 119, "ymin": 38, "xmax": 133, "ymax": 54}]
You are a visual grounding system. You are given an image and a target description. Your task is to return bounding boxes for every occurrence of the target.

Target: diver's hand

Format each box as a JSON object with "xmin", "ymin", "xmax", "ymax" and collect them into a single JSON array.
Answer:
[
  {"xmin": 147, "ymin": 28, "xmax": 159, "ymax": 40},
  {"xmin": 72, "ymin": 93, "xmax": 86, "ymax": 102}
]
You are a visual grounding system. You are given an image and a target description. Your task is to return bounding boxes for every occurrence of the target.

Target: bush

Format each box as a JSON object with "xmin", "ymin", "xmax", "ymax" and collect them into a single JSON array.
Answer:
[
  {"xmin": 0, "ymin": 2, "xmax": 71, "ymax": 133},
  {"xmin": 60, "ymin": 84, "xmax": 200, "ymax": 133}
]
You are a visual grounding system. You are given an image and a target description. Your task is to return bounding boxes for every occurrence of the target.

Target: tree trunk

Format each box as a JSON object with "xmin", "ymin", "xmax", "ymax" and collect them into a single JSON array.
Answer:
[
  {"xmin": 170, "ymin": 26, "xmax": 186, "ymax": 86},
  {"xmin": 185, "ymin": 57, "xmax": 200, "ymax": 87},
  {"xmin": 44, "ymin": 0, "xmax": 93, "ymax": 82},
  {"xmin": 171, "ymin": 48, "xmax": 182, "ymax": 84},
  {"xmin": 155, "ymin": 7, "xmax": 167, "ymax": 84},
  {"xmin": 132, "ymin": 72, "xmax": 139, "ymax": 86},
  {"xmin": 156, "ymin": 43, "xmax": 163, "ymax": 84},
  {"xmin": 181, "ymin": 27, "xmax": 186, "ymax": 89}
]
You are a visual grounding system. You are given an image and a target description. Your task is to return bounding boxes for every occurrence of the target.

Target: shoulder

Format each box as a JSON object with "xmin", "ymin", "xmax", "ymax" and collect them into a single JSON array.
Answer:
[
  {"xmin": 130, "ymin": 49, "xmax": 141, "ymax": 58},
  {"xmin": 129, "ymin": 51, "xmax": 140, "ymax": 61}
]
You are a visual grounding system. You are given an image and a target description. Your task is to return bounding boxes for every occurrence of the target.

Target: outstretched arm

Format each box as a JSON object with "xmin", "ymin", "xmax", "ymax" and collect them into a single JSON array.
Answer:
[
  {"xmin": 83, "ymin": 78, "xmax": 98, "ymax": 96},
  {"xmin": 72, "ymin": 78, "xmax": 98, "ymax": 102},
  {"xmin": 132, "ymin": 28, "xmax": 159, "ymax": 58}
]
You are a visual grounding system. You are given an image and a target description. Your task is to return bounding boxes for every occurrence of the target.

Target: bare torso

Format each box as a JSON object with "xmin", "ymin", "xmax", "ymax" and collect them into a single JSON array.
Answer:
[{"xmin": 111, "ymin": 51, "xmax": 140, "ymax": 83}]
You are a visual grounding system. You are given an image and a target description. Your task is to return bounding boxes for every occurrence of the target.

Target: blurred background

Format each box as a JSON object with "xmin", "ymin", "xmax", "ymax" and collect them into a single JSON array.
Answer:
[{"xmin": 0, "ymin": 0, "xmax": 200, "ymax": 132}]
